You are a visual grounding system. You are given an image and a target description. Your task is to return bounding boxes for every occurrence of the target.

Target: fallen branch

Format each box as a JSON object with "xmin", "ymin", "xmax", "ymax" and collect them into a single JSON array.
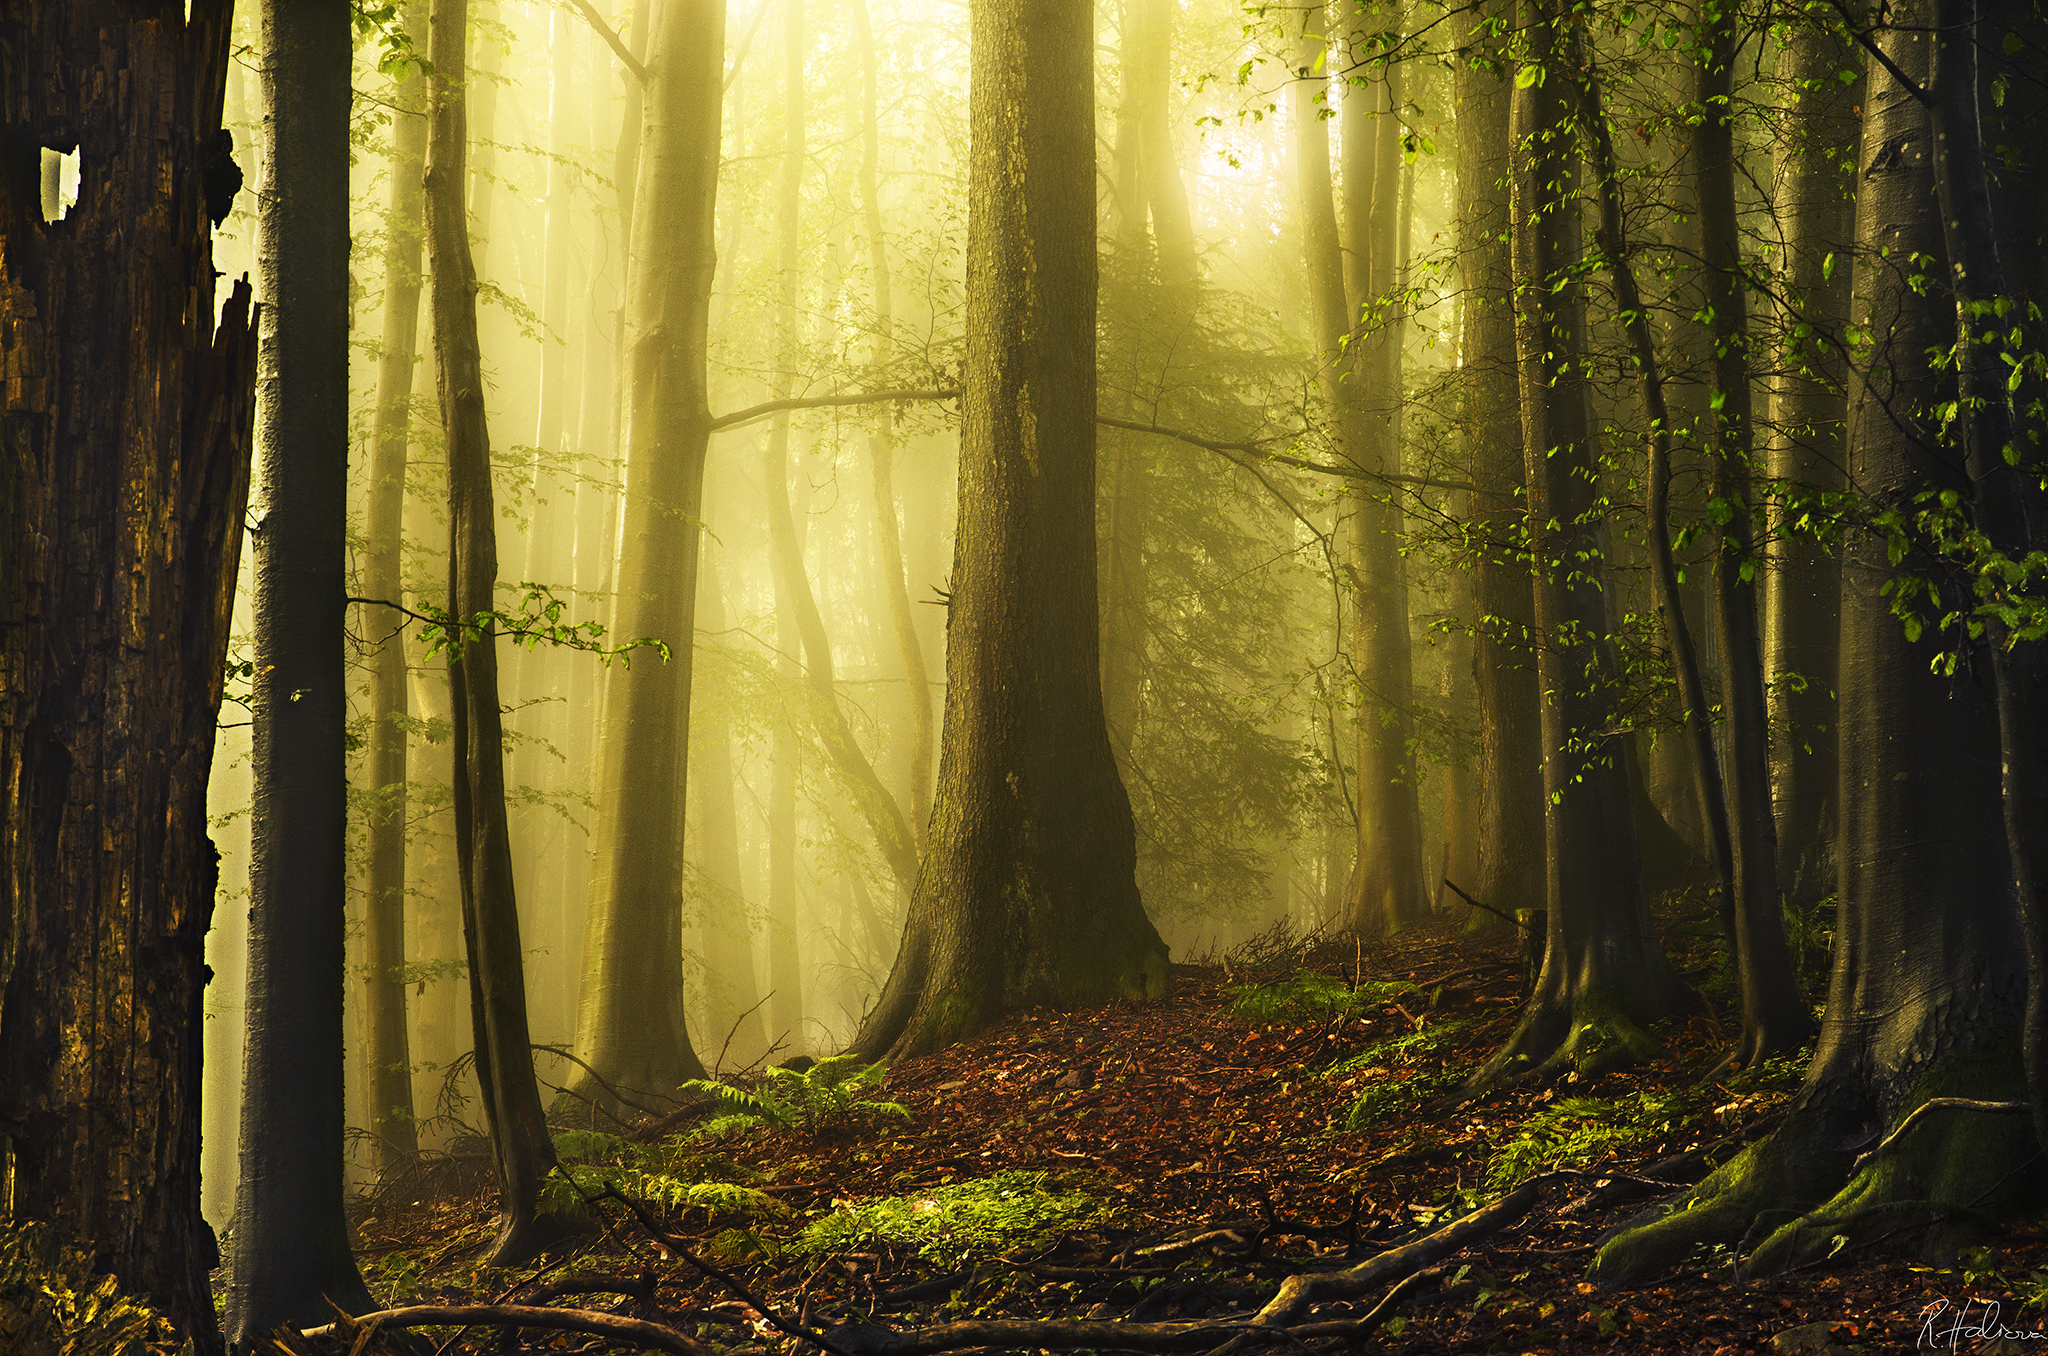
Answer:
[
  {"xmin": 1251, "ymin": 1179, "xmax": 1541, "ymax": 1326},
  {"xmin": 299, "ymin": 1304, "xmax": 715, "ymax": 1356},
  {"xmin": 823, "ymin": 1308, "xmax": 1434, "ymax": 1356}
]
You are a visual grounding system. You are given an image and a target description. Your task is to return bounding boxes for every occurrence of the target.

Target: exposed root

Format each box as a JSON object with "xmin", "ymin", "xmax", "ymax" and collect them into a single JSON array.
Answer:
[{"xmin": 1468, "ymin": 983, "xmax": 1660, "ymax": 1091}]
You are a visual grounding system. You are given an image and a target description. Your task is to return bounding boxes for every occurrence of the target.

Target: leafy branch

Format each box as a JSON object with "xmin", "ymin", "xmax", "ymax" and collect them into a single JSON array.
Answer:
[{"xmin": 350, "ymin": 583, "xmax": 671, "ymax": 666}]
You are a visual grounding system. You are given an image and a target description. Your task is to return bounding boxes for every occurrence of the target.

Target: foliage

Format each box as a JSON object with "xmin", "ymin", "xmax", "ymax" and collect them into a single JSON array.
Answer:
[
  {"xmin": 410, "ymin": 582, "xmax": 671, "ymax": 668},
  {"xmin": 1325, "ymin": 1017, "xmax": 1473, "ymax": 1077},
  {"xmin": 796, "ymin": 1171, "xmax": 1104, "ymax": 1267},
  {"xmin": 0, "ymin": 1223, "xmax": 179, "ymax": 1356},
  {"xmin": 1485, "ymin": 1089, "xmax": 1705, "ymax": 1192},
  {"xmin": 1324, "ymin": 1018, "xmax": 1475, "ymax": 1130},
  {"xmin": 1339, "ymin": 1063, "xmax": 1474, "ymax": 1131},
  {"xmin": 1225, "ymin": 971, "xmax": 1412, "ymax": 1024},
  {"xmin": 538, "ymin": 1129, "xmax": 786, "ymax": 1220},
  {"xmin": 681, "ymin": 1056, "xmax": 909, "ymax": 1140}
]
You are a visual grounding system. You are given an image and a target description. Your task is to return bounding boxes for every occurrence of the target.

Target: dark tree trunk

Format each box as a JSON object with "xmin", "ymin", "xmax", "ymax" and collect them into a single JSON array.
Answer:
[
  {"xmin": 1473, "ymin": 0, "xmax": 1689, "ymax": 1086},
  {"xmin": 1453, "ymin": 0, "xmax": 1545, "ymax": 930},
  {"xmin": 570, "ymin": 0, "xmax": 724, "ymax": 1106},
  {"xmin": 850, "ymin": 0, "xmax": 1168, "ymax": 1061},
  {"xmin": 359, "ymin": 0, "xmax": 430, "ymax": 1172},
  {"xmin": 423, "ymin": 0, "xmax": 562, "ymax": 1266},
  {"xmin": 226, "ymin": 1, "xmax": 377, "ymax": 1339},
  {"xmin": 0, "ymin": 8, "xmax": 252, "ymax": 1348},
  {"xmin": 1763, "ymin": 21, "xmax": 1857, "ymax": 909},
  {"xmin": 1592, "ymin": 2, "xmax": 2047, "ymax": 1279},
  {"xmin": 1692, "ymin": 0, "xmax": 1810, "ymax": 1064}
]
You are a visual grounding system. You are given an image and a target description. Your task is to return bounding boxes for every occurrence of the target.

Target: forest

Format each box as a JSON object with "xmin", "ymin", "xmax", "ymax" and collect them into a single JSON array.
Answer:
[{"xmin": 2, "ymin": 0, "xmax": 2046, "ymax": 1351}]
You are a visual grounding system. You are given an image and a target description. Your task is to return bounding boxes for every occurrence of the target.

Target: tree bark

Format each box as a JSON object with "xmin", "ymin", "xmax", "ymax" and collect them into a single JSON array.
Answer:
[
  {"xmin": 359, "ymin": 0, "xmax": 430, "ymax": 1173},
  {"xmin": 423, "ymin": 0, "xmax": 563, "ymax": 1266},
  {"xmin": 0, "ymin": 8, "xmax": 253, "ymax": 1347},
  {"xmin": 1692, "ymin": 0, "xmax": 1810, "ymax": 1063},
  {"xmin": 570, "ymin": 0, "xmax": 725, "ymax": 1107},
  {"xmin": 1472, "ymin": 0, "xmax": 1690, "ymax": 1086},
  {"xmin": 1763, "ymin": 19, "xmax": 1857, "ymax": 910},
  {"xmin": 226, "ymin": 1, "xmax": 377, "ymax": 1339},
  {"xmin": 1591, "ymin": 3, "xmax": 2046, "ymax": 1278},
  {"xmin": 850, "ymin": 0, "xmax": 1169, "ymax": 1061},
  {"xmin": 1454, "ymin": 1, "xmax": 1546, "ymax": 931},
  {"xmin": 693, "ymin": 560, "xmax": 768, "ymax": 1068}
]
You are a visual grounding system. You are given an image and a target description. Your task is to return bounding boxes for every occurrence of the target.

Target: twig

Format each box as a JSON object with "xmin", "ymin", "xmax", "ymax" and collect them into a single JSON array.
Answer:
[
  {"xmin": 714, "ymin": 992, "xmax": 775, "ymax": 1074},
  {"xmin": 593, "ymin": 1184, "xmax": 863, "ymax": 1356},
  {"xmin": 1440, "ymin": 879, "xmax": 1528, "ymax": 931},
  {"xmin": 559, "ymin": 0, "xmax": 647, "ymax": 81},
  {"xmin": 1850, "ymin": 1098, "xmax": 2029, "ymax": 1172},
  {"xmin": 531, "ymin": 1043, "xmax": 678, "ymax": 1118},
  {"xmin": 302, "ymin": 1304, "xmax": 713, "ymax": 1356},
  {"xmin": 710, "ymin": 388, "xmax": 962, "ymax": 433}
]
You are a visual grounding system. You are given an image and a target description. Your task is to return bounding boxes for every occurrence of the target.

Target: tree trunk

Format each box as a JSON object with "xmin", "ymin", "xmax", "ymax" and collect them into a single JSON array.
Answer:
[
  {"xmin": 1591, "ymin": 3, "xmax": 2046, "ymax": 1279},
  {"xmin": 423, "ymin": 0, "xmax": 563, "ymax": 1266},
  {"xmin": 1693, "ymin": 0, "xmax": 1810, "ymax": 1063},
  {"xmin": 854, "ymin": 0, "xmax": 935, "ymax": 848},
  {"xmin": 1472, "ymin": 0, "xmax": 1689, "ymax": 1086},
  {"xmin": 225, "ymin": 2, "xmax": 377, "ymax": 1339},
  {"xmin": 1763, "ymin": 23, "xmax": 1857, "ymax": 908},
  {"xmin": 359, "ymin": 0, "xmax": 430, "ymax": 1173},
  {"xmin": 693, "ymin": 560, "xmax": 768, "ymax": 1069},
  {"xmin": 1338, "ymin": 14, "xmax": 1431, "ymax": 936},
  {"xmin": 1453, "ymin": 1, "xmax": 1545, "ymax": 931},
  {"xmin": 570, "ymin": 0, "xmax": 725, "ymax": 1108},
  {"xmin": 850, "ymin": 0, "xmax": 1168, "ymax": 1061},
  {"xmin": 0, "ymin": 8, "xmax": 253, "ymax": 1347}
]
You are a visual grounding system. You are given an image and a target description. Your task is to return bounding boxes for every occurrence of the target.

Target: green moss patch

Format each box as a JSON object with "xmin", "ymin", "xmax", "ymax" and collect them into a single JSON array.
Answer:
[{"xmin": 797, "ymin": 1171, "xmax": 1104, "ymax": 1266}]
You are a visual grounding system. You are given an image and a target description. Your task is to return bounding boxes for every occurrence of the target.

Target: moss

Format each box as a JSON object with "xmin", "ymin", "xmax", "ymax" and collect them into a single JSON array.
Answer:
[{"xmin": 796, "ymin": 1171, "xmax": 1104, "ymax": 1266}]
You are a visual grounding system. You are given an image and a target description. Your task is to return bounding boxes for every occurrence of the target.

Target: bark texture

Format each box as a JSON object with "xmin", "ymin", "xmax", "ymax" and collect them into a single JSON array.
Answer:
[
  {"xmin": 851, "ymin": 0, "xmax": 1169, "ymax": 1061},
  {"xmin": 0, "ymin": 8, "xmax": 252, "ymax": 1347},
  {"xmin": 226, "ymin": 1, "xmax": 377, "ymax": 1338}
]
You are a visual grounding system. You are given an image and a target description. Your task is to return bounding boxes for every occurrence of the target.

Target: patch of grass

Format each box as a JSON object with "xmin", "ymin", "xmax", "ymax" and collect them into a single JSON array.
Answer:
[
  {"xmin": 0, "ymin": 1221, "xmax": 179, "ymax": 1356},
  {"xmin": 797, "ymin": 1171, "xmax": 1104, "ymax": 1266},
  {"xmin": 1485, "ymin": 1089, "xmax": 1705, "ymax": 1192},
  {"xmin": 682, "ymin": 1056, "xmax": 910, "ymax": 1140},
  {"xmin": 1225, "ymin": 972, "xmax": 1411, "ymax": 1025}
]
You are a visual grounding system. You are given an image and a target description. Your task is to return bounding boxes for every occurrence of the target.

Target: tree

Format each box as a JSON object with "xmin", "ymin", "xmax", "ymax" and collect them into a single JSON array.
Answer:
[
  {"xmin": 1591, "ymin": 0, "xmax": 2044, "ymax": 1277},
  {"xmin": 570, "ymin": 0, "xmax": 725, "ymax": 1106},
  {"xmin": 1763, "ymin": 11, "xmax": 1857, "ymax": 906},
  {"xmin": 0, "ymin": 6, "xmax": 253, "ymax": 1347},
  {"xmin": 358, "ymin": 0, "xmax": 431, "ymax": 1172},
  {"xmin": 850, "ymin": 0, "xmax": 1169, "ymax": 1060},
  {"xmin": 1338, "ymin": 9, "xmax": 1432, "ymax": 936},
  {"xmin": 225, "ymin": 1, "xmax": 378, "ymax": 1339},
  {"xmin": 424, "ymin": 0, "xmax": 564, "ymax": 1265},
  {"xmin": 1470, "ymin": 0, "xmax": 1690, "ymax": 1085},
  {"xmin": 1452, "ymin": 0, "xmax": 1546, "ymax": 930}
]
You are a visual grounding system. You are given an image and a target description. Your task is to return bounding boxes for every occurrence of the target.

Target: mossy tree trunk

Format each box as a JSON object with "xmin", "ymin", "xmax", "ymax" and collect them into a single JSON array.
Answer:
[
  {"xmin": 569, "ymin": 0, "xmax": 726, "ymax": 1109},
  {"xmin": 1472, "ymin": 0, "xmax": 1690, "ymax": 1086},
  {"xmin": 1591, "ymin": 1, "xmax": 2047, "ymax": 1281},
  {"xmin": 226, "ymin": 1, "xmax": 377, "ymax": 1339},
  {"xmin": 0, "ymin": 8, "xmax": 253, "ymax": 1348},
  {"xmin": 423, "ymin": 0, "xmax": 562, "ymax": 1266},
  {"xmin": 850, "ymin": 0, "xmax": 1169, "ymax": 1061}
]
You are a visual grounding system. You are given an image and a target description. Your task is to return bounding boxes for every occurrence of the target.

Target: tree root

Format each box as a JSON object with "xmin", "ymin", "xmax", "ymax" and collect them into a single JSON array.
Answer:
[
  {"xmin": 1591, "ymin": 1078, "xmax": 2048, "ymax": 1288},
  {"xmin": 1468, "ymin": 983, "xmax": 1662, "ymax": 1090},
  {"xmin": 294, "ymin": 1303, "xmax": 718, "ymax": 1356}
]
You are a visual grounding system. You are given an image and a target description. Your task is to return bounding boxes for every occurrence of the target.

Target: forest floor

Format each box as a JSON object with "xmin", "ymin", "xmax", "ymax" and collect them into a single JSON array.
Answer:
[{"xmin": 325, "ymin": 895, "xmax": 2048, "ymax": 1356}]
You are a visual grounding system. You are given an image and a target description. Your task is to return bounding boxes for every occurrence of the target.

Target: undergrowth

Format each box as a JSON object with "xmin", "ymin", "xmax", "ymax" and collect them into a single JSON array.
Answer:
[
  {"xmin": 1484, "ymin": 1090, "xmax": 1705, "ymax": 1192},
  {"xmin": 797, "ymin": 1171, "xmax": 1104, "ymax": 1267},
  {"xmin": 1325, "ymin": 1018, "xmax": 1473, "ymax": 1130},
  {"xmin": 1225, "ymin": 972, "xmax": 1412, "ymax": 1025},
  {"xmin": 682, "ymin": 1056, "xmax": 909, "ymax": 1139},
  {"xmin": 0, "ymin": 1222, "xmax": 179, "ymax": 1356},
  {"xmin": 540, "ymin": 1129, "xmax": 786, "ymax": 1220}
]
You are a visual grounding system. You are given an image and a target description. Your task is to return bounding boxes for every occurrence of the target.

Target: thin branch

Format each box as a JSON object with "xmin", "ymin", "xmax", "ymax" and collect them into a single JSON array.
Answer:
[
  {"xmin": 300, "ymin": 1304, "xmax": 715, "ymax": 1356},
  {"xmin": 1816, "ymin": 0, "xmax": 1931, "ymax": 104},
  {"xmin": 1850, "ymin": 1098, "xmax": 2028, "ymax": 1172},
  {"xmin": 725, "ymin": 0, "xmax": 771, "ymax": 92},
  {"xmin": 709, "ymin": 388, "xmax": 963, "ymax": 433},
  {"xmin": 1441, "ymin": 878, "xmax": 1529, "ymax": 931},
  {"xmin": 561, "ymin": 0, "xmax": 648, "ymax": 82}
]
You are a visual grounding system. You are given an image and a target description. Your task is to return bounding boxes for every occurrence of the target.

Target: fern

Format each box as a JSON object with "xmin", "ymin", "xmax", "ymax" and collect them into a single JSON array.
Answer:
[
  {"xmin": 798, "ymin": 1172, "xmax": 1103, "ymax": 1267},
  {"xmin": 0, "ymin": 1222, "xmax": 179, "ymax": 1356},
  {"xmin": 1484, "ymin": 1090, "xmax": 1704, "ymax": 1191},
  {"xmin": 683, "ymin": 1056, "xmax": 909, "ymax": 1139}
]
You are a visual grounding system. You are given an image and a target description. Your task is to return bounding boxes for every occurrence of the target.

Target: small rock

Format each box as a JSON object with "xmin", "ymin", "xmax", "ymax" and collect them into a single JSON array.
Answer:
[{"xmin": 1055, "ymin": 1070, "xmax": 1083, "ymax": 1090}]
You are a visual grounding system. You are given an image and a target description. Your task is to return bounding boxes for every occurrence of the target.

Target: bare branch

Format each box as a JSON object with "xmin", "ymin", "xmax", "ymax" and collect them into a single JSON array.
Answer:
[
  {"xmin": 710, "ymin": 388, "xmax": 963, "ymax": 433},
  {"xmin": 560, "ymin": 0, "xmax": 648, "ymax": 83},
  {"xmin": 299, "ymin": 1304, "xmax": 715, "ymax": 1356}
]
